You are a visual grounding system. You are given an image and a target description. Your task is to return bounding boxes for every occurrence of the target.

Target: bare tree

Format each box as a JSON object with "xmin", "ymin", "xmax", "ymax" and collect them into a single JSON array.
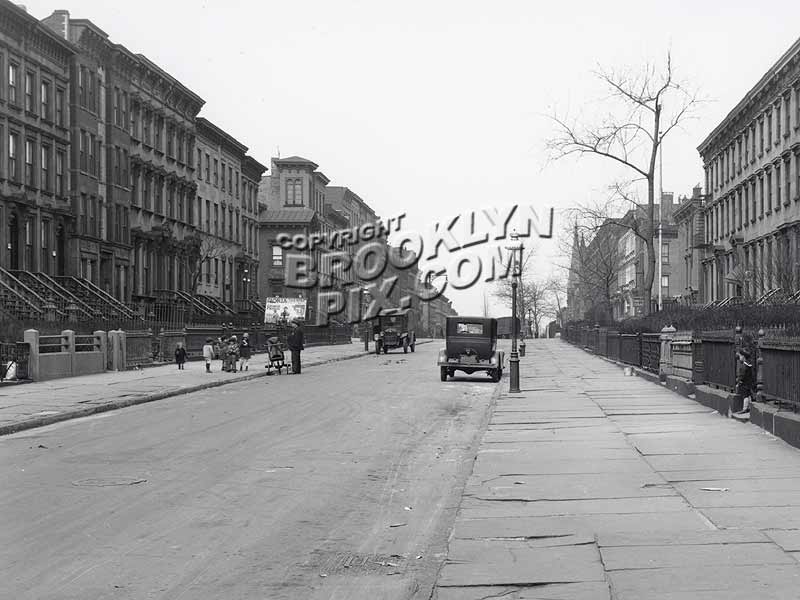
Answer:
[
  {"xmin": 725, "ymin": 239, "xmax": 799, "ymax": 303},
  {"xmin": 546, "ymin": 53, "xmax": 701, "ymax": 314},
  {"xmin": 545, "ymin": 276, "xmax": 568, "ymax": 327},
  {"xmin": 176, "ymin": 233, "xmax": 229, "ymax": 321}
]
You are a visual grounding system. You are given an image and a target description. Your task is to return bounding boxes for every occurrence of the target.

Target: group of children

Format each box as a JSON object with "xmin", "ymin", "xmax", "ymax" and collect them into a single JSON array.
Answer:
[{"xmin": 172, "ymin": 334, "xmax": 253, "ymax": 374}]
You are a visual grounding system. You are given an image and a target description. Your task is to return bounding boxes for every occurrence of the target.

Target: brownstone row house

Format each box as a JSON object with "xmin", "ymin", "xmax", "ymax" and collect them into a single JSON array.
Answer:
[
  {"xmin": 0, "ymin": 2, "xmax": 73, "ymax": 318},
  {"xmin": 0, "ymin": 2, "xmax": 267, "ymax": 322},
  {"xmin": 697, "ymin": 36, "xmax": 800, "ymax": 304}
]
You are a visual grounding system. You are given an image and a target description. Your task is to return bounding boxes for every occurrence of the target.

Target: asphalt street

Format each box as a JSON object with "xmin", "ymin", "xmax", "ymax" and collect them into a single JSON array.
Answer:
[{"xmin": 1, "ymin": 342, "xmax": 499, "ymax": 600}]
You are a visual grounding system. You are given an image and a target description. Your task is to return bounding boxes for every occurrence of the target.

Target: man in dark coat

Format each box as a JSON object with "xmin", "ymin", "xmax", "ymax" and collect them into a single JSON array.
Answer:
[{"xmin": 287, "ymin": 321, "xmax": 305, "ymax": 374}]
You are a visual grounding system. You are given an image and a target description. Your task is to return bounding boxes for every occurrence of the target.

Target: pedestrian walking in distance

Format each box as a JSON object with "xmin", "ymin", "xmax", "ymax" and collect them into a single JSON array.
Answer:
[
  {"xmin": 202, "ymin": 338, "xmax": 215, "ymax": 373},
  {"xmin": 287, "ymin": 321, "xmax": 305, "ymax": 374},
  {"xmin": 174, "ymin": 342, "xmax": 187, "ymax": 370},
  {"xmin": 239, "ymin": 333, "xmax": 252, "ymax": 372}
]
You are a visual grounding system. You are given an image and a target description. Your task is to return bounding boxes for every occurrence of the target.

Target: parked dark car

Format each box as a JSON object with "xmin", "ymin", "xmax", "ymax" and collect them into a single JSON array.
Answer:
[
  {"xmin": 438, "ymin": 316, "xmax": 504, "ymax": 382},
  {"xmin": 373, "ymin": 309, "xmax": 417, "ymax": 354}
]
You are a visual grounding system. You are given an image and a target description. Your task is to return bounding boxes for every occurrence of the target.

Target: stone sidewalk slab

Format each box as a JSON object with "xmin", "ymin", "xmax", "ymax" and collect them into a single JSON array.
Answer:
[
  {"xmin": 0, "ymin": 340, "xmax": 432, "ymax": 436},
  {"xmin": 434, "ymin": 339, "xmax": 800, "ymax": 599}
]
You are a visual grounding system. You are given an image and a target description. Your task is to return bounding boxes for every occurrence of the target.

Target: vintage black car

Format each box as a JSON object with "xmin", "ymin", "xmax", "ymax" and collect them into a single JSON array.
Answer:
[
  {"xmin": 438, "ymin": 316, "xmax": 504, "ymax": 382},
  {"xmin": 373, "ymin": 309, "xmax": 417, "ymax": 354}
]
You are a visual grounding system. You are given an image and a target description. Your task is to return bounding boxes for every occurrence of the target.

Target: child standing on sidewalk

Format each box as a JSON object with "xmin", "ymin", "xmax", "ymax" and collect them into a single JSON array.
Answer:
[
  {"xmin": 174, "ymin": 343, "xmax": 187, "ymax": 370},
  {"xmin": 202, "ymin": 338, "xmax": 214, "ymax": 373},
  {"xmin": 239, "ymin": 333, "xmax": 252, "ymax": 372}
]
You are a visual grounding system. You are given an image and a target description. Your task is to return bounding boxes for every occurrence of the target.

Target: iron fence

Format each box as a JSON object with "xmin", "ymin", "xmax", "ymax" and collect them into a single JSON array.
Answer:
[
  {"xmin": 0, "ymin": 341, "xmax": 29, "ymax": 380},
  {"xmin": 698, "ymin": 330, "xmax": 736, "ymax": 391},
  {"xmin": 641, "ymin": 333, "xmax": 661, "ymax": 374},
  {"xmin": 620, "ymin": 333, "xmax": 641, "ymax": 366},
  {"xmin": 759, "ymin": 336, "xmax": 800, "ymax": 410}
]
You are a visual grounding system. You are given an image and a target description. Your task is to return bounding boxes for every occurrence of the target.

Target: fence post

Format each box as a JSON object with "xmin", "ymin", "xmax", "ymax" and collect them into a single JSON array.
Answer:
[
  {"xmin": 23, "ymin": 329, "xmax": 40, "ymax": 382},
  {"xmin": 61, "ymin": 329, "xmax": 76, "ymax": 377},
  {"xmin": 94, "ymin": 330, "xmax": 108, "ymax": 371},
  {"xmin": 659, "ymin": 325, "xmax": 677, "ymax": 380},
  {"xmin": 756, "ymin": 328, "xmax": 765, "ymax": 404},
  {"xmin": 637, "ymin": 332, "xmax": 643, "ymax": 367}
]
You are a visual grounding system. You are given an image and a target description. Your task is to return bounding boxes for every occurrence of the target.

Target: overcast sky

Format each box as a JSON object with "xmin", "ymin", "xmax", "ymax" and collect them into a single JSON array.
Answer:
[{"xmin": 24, "ymin": 0, "xmax": 800, "ymax": 317}]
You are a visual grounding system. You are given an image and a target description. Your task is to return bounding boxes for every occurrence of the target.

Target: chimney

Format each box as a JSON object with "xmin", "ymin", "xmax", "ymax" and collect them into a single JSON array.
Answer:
[
  {"xmin": 41, "ymin": 10, "xmax": 70, "ymax": 40},
  {"xmin": 692, "ymin": 185, "xmax": 702, "ymax": 199}
]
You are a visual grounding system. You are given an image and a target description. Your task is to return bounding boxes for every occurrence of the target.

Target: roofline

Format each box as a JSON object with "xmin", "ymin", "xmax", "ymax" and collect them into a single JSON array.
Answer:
[
  {"xmin": 273, "ymin": 156, "xmax": 319, "ymax": 170},
  {"xmin": 135, "ymin": 52, "xmax": 205, "ymax": 108},
  {"xmin": 243, "ymin": 155, "xmax": 268, "ymax": 176},
  {"xmin": 5, "ymin": 1, "xmax": 76, "ymax": 54},
  {"xmin": 196, "ymin": 117, "xmax": 248, "ymax": 156},
  {"xmin": 698, "ymin": 35, "xmax": 800, "ymax": 154}
]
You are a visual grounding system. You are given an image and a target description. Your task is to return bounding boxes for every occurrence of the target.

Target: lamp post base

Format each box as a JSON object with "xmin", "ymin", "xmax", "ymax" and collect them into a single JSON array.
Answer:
[{"xmin": 509, "ymin": 352, "xmax": 521, "ymax": 393}]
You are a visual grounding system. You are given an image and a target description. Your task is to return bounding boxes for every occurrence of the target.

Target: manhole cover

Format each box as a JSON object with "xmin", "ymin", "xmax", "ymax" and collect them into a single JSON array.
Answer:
[{"xmin": 72, "ymin": 477, "xmax": 147, "ymax": 487}]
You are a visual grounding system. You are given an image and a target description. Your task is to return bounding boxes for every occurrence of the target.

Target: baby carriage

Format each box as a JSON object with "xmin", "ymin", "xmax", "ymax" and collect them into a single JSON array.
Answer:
[{"xmin": 265, "ymin": 336, "xmax": 288, "ymax": 375}]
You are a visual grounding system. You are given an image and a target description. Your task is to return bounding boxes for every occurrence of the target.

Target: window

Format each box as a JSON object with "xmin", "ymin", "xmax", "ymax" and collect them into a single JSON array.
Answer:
[
  {"xmin": 776, "ymin": 165, "xmax": 782, "ymax": 209},
  {"xmin": 205, "ymin": 153, "xmax": 210, "ymax": 182},
  {"xmin": 661, "ymin": 275, "xmax": 669, "ymax": 289},
  {"xmin": 197, "ymin": 149, "xmax": 202, "ymax": 177},
  {"xmin": 766, "ymin": 169, "xmax": 772, "ymax": 211},
  {"xmin": 113, "ymin": 88, "xmax": 120, "ymax": 125},
  {"xmin": 24, "ymin": 218, "xmax": 33, "ymax": 269},
  {"xmin": 8, "ymin": 132, "xmax": 18, "ymax": 181},
  {"xmin": 88, "ymin": 72, "xmax": 96, "ymax": 112},
  {"xmin": 214, "ymin": 258, "xmax": 219, "ymax": 284},
  {"xmin": 114, "ymin": 146, "xmax": 121, "ymax": 185},
  {"xmin": 154, "ymin": 116, "xmax": 162, "ymax": 150},
  {"xmin": 272, "ymin": 245, "xmax": 283, "ymax": 266},
  {"xmin": 214, "ymin": 204, "xmax": 219, "ymax": 235},
  {"xmin": 286, "ymin": 178, "xmax": 303, "ymax": 205},
  {"xmin": 235, "ymin": 171, "xmax": 239, "ymax": 198},
  {"xmin": 89, "ymin": 196, "xmax": 96, "ymax": 236},
  {"xmin": 89, "ymin": 135, "xmax": 97, "ymax": 176},
  {"xmin": 228, "ymin": 166, "xmax": 233, "ymax": 195},
  {"xmin": 205, "ymin": 199, "xmax": 210, "ymax": 232},
  {"xmin": 213, "ymin": 159, "xmax": 218, "ymax": 185},
  {"xmin": 41, "ymin": 145, "xmax": 50, "ymax": 192},
  {"xmin": 221, "ymin": 161, "xmax": 226, "ymax": 190},
  {"xmin": 56, "ymin": 150, "xmax": 65, "ymax": 196},
  {"xmin": 456, "ymin": 322, "xmax": 484, "ymax": 335},
  {"xmin": 121, "ymin": 92, "xmax": 128, "ymax": 129},
  {"xmin": 759, "ymin": 119, "xmax": 764, "ymax": 153},
  {"xmin": 661, "ymin": 243, "xmax": 669, "ymax": 264},
  {"xmin": 55, "ymin": 88, "xmax": 64, "ymax": 126},
  {"xmin": 78, "ymin": 66, "xmax": 86, "ymax": 107},
  {"xmin": 24, "ymin": 139, "xmax": 34, "ymax": 187},
  {"xmin": 40, "ymin": 81, "xmax": 50, "ymax": 120},
  {"xmin": 143, "ymin": 110, "xmax": 150, "ymax": 144},
  {"xmin": 785, "ymin": 159, "xmax": 791, "ymax": 204},
  {"xmin": 166, "ymin": 123, "xmax": 173, "ymax": 157},
  {"xmin": 143, "ymin": 175, "xmax": 151, "ymax": 210},
  {"xmin": 776, "ymin": 104, "xmax": 782, "ymax": 142},
  {"xmin": 8, "ymin": 63, "xmax": 18, "ymax": 105},
  {"xmin": 786, "ymin": 95, "xmax": 792, "ymax": 133},
  {"xmin": 221, "ymin": 206, "xmax": 226, "ymax": 237},
  {"xmin": 24, "ymin": 71, "xmax": 34, "ymax": 112},
  {"xmin": 766, "ymin": 111, "xmax": 772, "ymax": 150}
]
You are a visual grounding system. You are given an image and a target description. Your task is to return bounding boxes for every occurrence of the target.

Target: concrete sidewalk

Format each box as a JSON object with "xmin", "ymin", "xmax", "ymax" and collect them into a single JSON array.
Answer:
[
  {"xmin": 0, "ymin": 340, "xmax": 431, "ymax": 436},
  {"xmin": 435, "ymin": 339, "xmax": 800, "ymax": 600}
]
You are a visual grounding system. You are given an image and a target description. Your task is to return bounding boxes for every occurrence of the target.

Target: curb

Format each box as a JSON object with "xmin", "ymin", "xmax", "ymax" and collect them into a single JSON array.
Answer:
[{"xmin": 0, "ymin": 340, "xmax": 434, "ymax": 437}]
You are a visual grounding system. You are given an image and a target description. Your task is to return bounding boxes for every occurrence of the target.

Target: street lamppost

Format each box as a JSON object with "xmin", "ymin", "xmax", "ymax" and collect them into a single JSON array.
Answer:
[
  {"xmin": 507, "ymin": 231, "xmax": 522, "ymax": 393},
  {"xmin": 362, "ymin": 288, "xmax": 370, "ymax": 351}
]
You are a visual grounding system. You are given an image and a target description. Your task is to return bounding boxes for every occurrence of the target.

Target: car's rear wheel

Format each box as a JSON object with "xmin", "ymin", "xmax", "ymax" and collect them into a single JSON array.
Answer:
[
  {"xmin": 490, "ymin": 368, "xmax": 500, "ymax": 382},
  {"xmin": 440, "ymin": 367, "xmax": 448, "ymax": 381},
  {"xmin": 403, "ymin": 339, "xmax": 409, "ymax": 353},
  {"xmin": 410, "ymin": 343, "xmax": 415, "ymax": 352}
]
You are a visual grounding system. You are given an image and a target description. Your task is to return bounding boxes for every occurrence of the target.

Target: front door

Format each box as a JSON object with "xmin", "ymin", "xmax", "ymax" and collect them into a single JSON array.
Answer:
[{"xmin": 8, "ymin": 213, "xmax": 19, "ymax": 270}]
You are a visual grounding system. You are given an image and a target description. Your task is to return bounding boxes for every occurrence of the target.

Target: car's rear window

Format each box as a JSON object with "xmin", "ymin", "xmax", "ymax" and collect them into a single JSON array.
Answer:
[{"xmin": 456, "ymin": 322, "xmax": 484, "ymax": 335}]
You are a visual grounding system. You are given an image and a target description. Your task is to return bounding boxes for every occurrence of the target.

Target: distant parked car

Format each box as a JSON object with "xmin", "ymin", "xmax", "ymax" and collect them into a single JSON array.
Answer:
[{"xmin": 437, "ymin": 316, "xmax": 504, "ymax": 382}]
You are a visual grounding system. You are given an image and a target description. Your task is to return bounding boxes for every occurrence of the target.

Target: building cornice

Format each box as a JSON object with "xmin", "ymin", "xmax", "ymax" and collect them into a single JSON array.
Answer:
[{"xmin": 698, "ymin": 36, "xmax": 800, "ymax": 158}]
